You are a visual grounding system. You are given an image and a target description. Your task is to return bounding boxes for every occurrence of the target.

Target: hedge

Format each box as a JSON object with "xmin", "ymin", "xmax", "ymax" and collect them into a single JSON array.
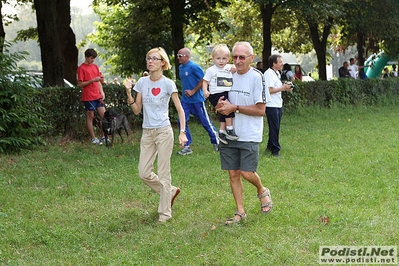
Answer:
[
  {"xmin": 38, "ymin": 78, "xmax": 399, "ymax": 138},
  {"xmin": 283, "ymin": 78, "xmax": 399, "ymax": 110},
  {"xmin": 2, "ymin": 76, "xmax": 399, "ymax": 153}
]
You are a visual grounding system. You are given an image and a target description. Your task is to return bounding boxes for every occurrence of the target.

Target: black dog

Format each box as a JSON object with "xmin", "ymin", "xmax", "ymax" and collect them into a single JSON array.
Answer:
[{"xmin": 102, "ymin": 109, "xmax": 129, "ymax": 147}]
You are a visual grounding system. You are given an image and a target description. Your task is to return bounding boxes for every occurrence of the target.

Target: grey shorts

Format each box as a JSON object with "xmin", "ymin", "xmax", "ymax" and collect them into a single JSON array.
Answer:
[{"xmin": 219, "ymin": 141, "xmax": 260, "ymax": 172}]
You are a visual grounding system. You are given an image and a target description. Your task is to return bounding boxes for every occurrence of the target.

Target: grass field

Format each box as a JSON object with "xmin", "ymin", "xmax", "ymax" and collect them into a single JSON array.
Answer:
[{"xmin": 1, "ymin": 105, "xmax": 398, "ymax": 265}]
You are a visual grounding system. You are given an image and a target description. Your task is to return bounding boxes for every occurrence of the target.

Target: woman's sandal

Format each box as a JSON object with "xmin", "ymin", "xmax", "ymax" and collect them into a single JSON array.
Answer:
[
  {"xmin": 225, "ymin": 212, "xmax": 247, "ymax": 225},
  {"xmin": 258, "ymin": 187, "xmax": 273, "ymax": 215}
]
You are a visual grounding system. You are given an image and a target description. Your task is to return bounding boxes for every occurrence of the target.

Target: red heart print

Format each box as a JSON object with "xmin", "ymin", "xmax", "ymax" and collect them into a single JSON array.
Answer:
[{"xmin": 152, "ymin": 87, "xmax": 160, "ymax": 96}]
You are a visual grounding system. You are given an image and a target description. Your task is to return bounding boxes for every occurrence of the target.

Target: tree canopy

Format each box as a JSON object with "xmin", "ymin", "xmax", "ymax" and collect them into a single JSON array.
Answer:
[
  {"xmin": 2, "ymin": 0, "xmax": 399, "ymax": 82},
  {"xmin": 91, "ymin": 0, "xmax": 228, "ymax": 79}
]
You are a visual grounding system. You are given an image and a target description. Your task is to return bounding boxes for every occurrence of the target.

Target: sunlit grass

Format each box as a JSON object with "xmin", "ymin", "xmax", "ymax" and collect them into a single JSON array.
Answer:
[{"xmin": 1, "ymin": 105, "xmax": 398, "ymax": 265}]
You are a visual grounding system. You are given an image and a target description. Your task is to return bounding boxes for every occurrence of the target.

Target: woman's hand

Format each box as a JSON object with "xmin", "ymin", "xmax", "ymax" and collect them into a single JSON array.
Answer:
[
  {"xmin": 124, "ymin": 79, "xmax": 135, "ymax": 104},
  {"xmin": 124, "ymin": 79, "xmax": 133, "ymax": 92}
]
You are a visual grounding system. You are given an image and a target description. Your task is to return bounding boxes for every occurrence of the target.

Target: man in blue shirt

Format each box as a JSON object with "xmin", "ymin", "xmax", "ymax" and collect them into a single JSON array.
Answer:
[{"xmin": 177, "ymin": 47, "xmax": 219, "ymax": 155}]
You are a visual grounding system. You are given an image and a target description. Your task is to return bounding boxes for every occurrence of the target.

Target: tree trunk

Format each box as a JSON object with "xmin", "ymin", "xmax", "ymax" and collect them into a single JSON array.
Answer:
[
  {"xmin": 0, "ymin": 1, "xmax": 5, "ymax": 53},
  {"xmin": 34, "ymin": 0, "xmax": 64, "ymax": 87},
  {"xmin": 260, "ymin": 3, "xmax": 275, "ymax": 70},
  {"xmin": 357, "ymin": 31, "xmax": 365, "ymax": 76},
  {"xmin": 307, "ymin": 18, "xmax": 332, "ymax": 80},
  {"xmin": 56, "ymin": 0, "xmax": 78, "ymax": 85},
  {"xmin": 168, "ymin": 0, "xmax": 185, "ymax": 80}
]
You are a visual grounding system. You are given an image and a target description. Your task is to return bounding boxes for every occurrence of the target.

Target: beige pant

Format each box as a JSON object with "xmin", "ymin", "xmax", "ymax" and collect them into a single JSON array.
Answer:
[{"xmin": 138, "ymin": 125, "xmax": 177, "ymax": 219}]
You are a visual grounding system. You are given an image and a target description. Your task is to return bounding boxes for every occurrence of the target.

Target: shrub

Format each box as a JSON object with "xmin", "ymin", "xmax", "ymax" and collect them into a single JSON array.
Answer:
[
  {"xmin": 0, "ymin": 42, "xmax": 47, "ymax": 154},
  {"xmin": 34, "ymin": 78, "xmax": 208, "ymax": 140},
  {"xmin": 36, "ymin": 83, "xmax": 144, "ymax": 140},
  {"xmin": 283, "ymin": 78, "xmax": 399, "ymax": 111},
  {"xmin": 5, "ymin": 52, "xmax": 399, "ymax": 151},
  {"xmin": 34, "ymin": 77, "xmax": 399, "ymax": 141}
]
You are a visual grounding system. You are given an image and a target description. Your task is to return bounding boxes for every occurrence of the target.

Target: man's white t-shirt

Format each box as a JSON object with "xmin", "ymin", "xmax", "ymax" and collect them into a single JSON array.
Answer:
[
  {"xmin": 348, "ymin": 64, "xmax": 358, "ymax": 79},
  {"xmin": 264, "ymin": 67, "xmax": 283, "ymax": 108},
  {"xmin": 228, "ymin": 68, "xmax": 270, "ymax": 143}
]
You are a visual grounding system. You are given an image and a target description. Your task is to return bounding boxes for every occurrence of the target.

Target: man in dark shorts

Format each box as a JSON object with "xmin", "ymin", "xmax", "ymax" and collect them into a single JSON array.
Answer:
[{"xmin": 216, "ymin": 41, "xmax": 273, "ymax": 225}]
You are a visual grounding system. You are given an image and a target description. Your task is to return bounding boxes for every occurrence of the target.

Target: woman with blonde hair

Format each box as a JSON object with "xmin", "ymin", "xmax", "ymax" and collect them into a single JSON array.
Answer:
[{"xmin": 125, "ymin": 47, "xmax": 187, "ymax": 222}]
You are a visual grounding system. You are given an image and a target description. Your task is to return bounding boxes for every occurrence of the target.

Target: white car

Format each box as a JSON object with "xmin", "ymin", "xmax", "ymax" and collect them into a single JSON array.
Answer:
[
  {"xmin": 301, "ymin": 73, "xmax": 315, "ymax": 82},
  {"xmin": 280, "ymin": 53, "xmax": 315, "ymax": 82},
  {"xmin": 26, "ymin": 71, "xmax": 74, "ymax": 88}
]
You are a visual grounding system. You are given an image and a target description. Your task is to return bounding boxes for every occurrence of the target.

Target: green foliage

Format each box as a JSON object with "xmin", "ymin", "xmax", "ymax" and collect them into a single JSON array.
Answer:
[
  {"xmin": 0, "ymin": 42, "xmax": 47, "ymax": 154},
  {"xmin": 35, "ymin": 78, "xmax": 217, "ymax": 143},
  {"xmin": 90, "ymin": 0, "xmax": 228, "ymax": 77},
  {"xmin": 37, "ymin": 86, "xmax": 87, "ymax": 139},
  {"xmin": 35, "ymin": 84, "xmax": 144, "ymax": 140},
  {"xmin": 340, "ymin": 0, "xmax": 399, "ymax": 57},
  {"xmin": 187, "ymin": 12, "xmax": 228, "ymax": 47},
  {"xmin": 9, "ymin": 74, "xmax": 399, "ymax": 146},
  {"xmin": 90, "ymin": 1, "xmax": 173, "ymax": 77},
  {"xmin": 15, "ymin": 26, "xmax": 38, "ymax": 42},
  {"xmin": 209, "ymin": 0, "xmax": 263, "ymax": 56},
  {"xmin": 283, "ymin": 78, "xmax": 399, "ymax": 112},
  {"xmin": 27, "ymin": 78, "xmax": 210, "ymax": 142},
  {"xmin": 271, "ymin": 9, "xmax": 315, "ymax": 55}
]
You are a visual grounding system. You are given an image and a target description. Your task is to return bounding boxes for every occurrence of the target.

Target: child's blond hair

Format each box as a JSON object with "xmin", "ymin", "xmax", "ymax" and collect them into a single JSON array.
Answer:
[{"xmin": 211, "ymin": 44, "xmax": 230, "ymax": 57}]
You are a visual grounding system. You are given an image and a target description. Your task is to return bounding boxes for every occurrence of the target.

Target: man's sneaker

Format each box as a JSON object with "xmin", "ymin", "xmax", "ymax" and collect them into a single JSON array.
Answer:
[
  {"xmin": 226, "ymin": 129, "xmax": 239, "ymax": 141},
  {"xmin": 216, "ymin": 132, "xmax": 228, "ymax": 145},
  {"xmin": 91, "ymin": 137, "xmax": 102, "ymax": 145},
  {"xmin": 177, "ymin": 146, "xmax": 193, "ymax": 155},
  {"xmin": 100, "ymin": 136, "xmax": 109, "ymax": 144},
  {"xmin": 213, "ymin": 143, "xmax": 219, "ymax": 152}
]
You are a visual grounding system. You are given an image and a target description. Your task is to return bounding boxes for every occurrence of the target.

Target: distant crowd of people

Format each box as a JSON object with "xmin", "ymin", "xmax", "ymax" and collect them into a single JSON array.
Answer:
[
  {"xmin": 338, "ymin": 57, "xmax": 398, "ymax": 79},
  {"xmin": 256, "ymin": 61, "xmax": 303, "ymax": 81},
  {"xmin": 338, "ymin": 57, "xmax": 366, "ymax": 79},
  {"xmin": 382, "ymin": 65, "xmax": 398, "ymax": 78}
]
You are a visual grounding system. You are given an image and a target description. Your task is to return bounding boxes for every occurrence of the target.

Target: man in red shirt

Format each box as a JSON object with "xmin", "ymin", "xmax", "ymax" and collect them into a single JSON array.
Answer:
[{"xmin": 77, "ymin": 49, "xmax": 106, "ymax": 144}]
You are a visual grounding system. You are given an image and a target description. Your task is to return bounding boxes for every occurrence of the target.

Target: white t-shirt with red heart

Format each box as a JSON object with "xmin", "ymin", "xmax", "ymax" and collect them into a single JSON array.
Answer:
[{"xmin": 133, "ymin": 76, "xmax": 178, "ymax": 129}]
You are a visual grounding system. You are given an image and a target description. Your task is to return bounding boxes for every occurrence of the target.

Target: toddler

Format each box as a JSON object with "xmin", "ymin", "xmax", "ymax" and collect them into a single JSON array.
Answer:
[{"xmin": 202, "ymin": 44, "xmax": 238, "ymax": 144}]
